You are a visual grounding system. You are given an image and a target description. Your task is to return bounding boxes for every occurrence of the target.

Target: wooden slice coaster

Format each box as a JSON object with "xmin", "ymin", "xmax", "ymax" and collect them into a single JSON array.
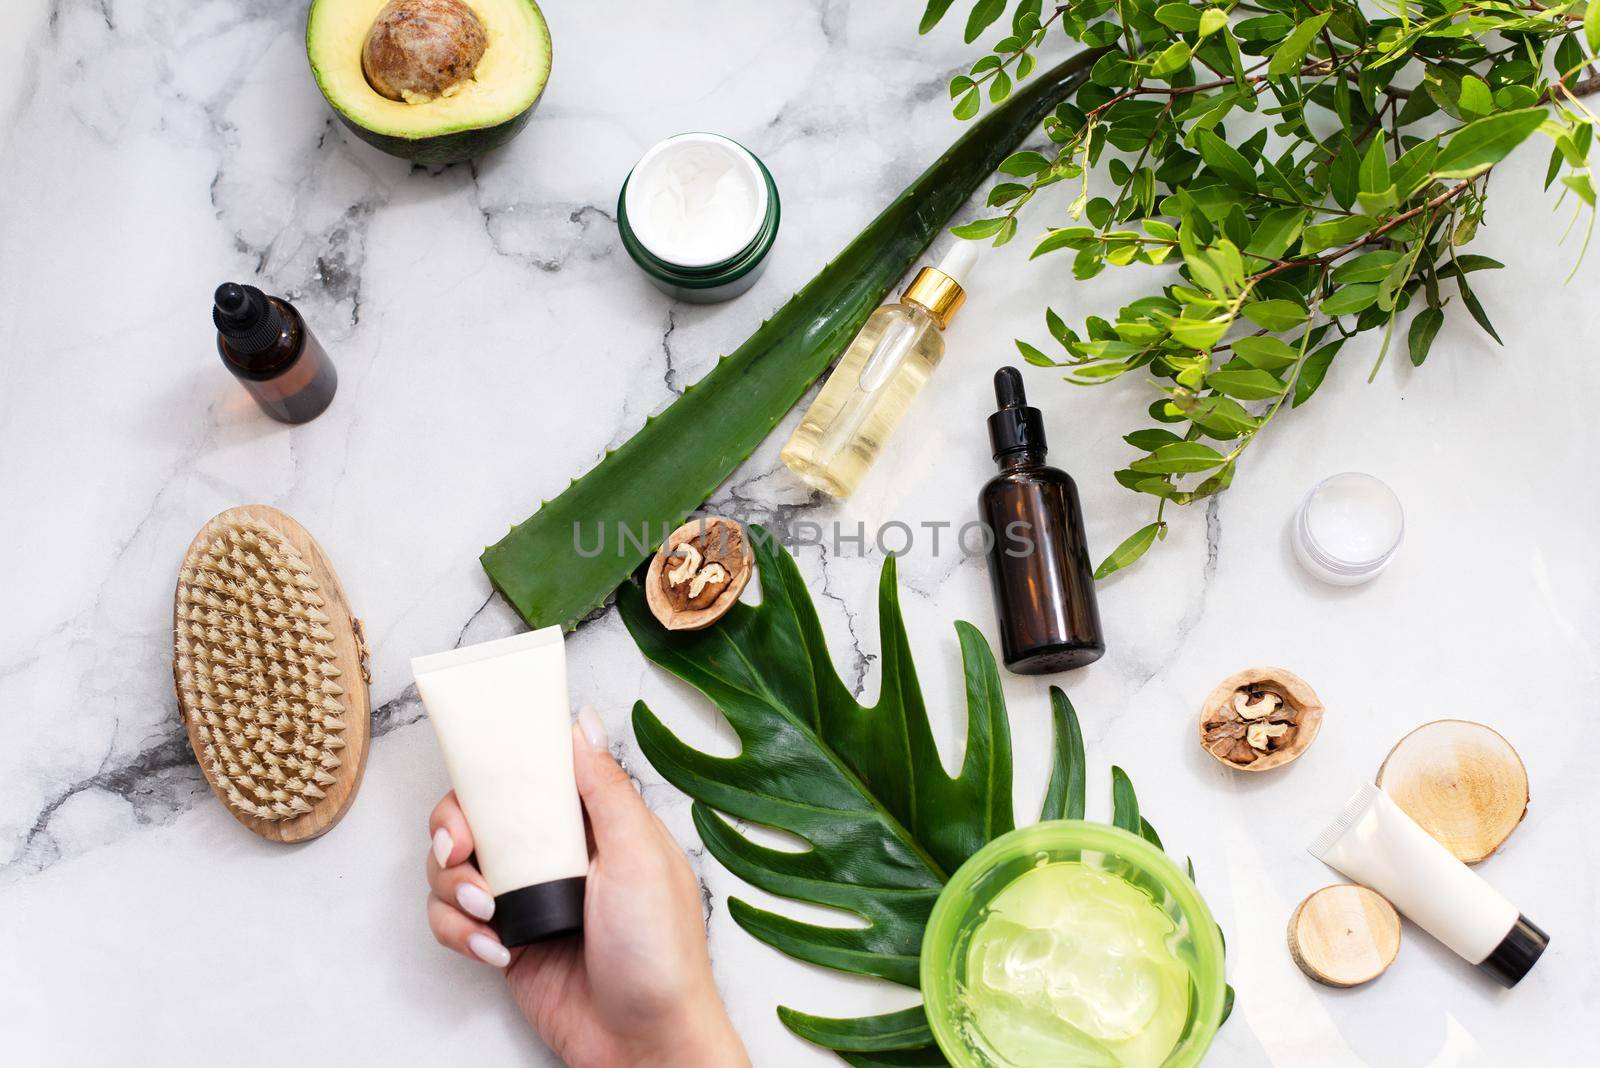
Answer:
[
  {"xmin": 174, "ymin": 504, "xmax": 372, "ymax": 843},
  {"xmin": 1288, "ymin": 884, "xmax": 1401, "ymax": 987},
  {"xmin": 1376, "ymin": 720, "xmax": 1528, "ymax": 864}
]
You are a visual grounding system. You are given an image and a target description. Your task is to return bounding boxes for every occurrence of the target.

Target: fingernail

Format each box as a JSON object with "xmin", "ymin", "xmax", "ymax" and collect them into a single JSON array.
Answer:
[
  {"xmin": 468, "ymin": 932, "xmax": 511, "ymax": 968},
  {"xmin": 578, "ymin": 704, "xmax": 607, "ymax": 751},
  {"xmin": 456, "ymin": 882, "xmax": 496, "ymax": 922},
  {"xmin": 432, "ymin": 827, "xmax": 453, "ymax": 867}
]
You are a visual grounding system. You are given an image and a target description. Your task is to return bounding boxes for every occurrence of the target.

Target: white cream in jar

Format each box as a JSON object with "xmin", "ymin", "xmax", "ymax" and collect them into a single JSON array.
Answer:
[{"xmin": 624, "ymin": 132, "xmax": 769, "ymax": 267}]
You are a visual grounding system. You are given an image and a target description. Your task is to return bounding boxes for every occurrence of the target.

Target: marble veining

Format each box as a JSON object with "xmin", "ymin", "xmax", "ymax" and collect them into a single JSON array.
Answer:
[{"xmin": 3, "ymin": 1, "xmax": 1599, "ymax": 1065}]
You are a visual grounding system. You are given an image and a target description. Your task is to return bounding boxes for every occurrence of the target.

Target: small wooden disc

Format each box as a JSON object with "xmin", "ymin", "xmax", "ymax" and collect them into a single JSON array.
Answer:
[
  {"xmin": 174, "ymin": 505, "xmax": 372, "ymax": 843},
  {"xmin": 1376, "ymin": 719, "xmax": 1528, "ymax": 864},
  {"xmin": 1288, "ymin": 885, "xmax": 1401, "ymax": 987}
]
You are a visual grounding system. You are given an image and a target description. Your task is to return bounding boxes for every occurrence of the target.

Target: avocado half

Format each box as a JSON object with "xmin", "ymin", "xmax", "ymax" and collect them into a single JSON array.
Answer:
[{"xmin": 307, "ymin": 0, "xmax": 551, "ymax": 165}]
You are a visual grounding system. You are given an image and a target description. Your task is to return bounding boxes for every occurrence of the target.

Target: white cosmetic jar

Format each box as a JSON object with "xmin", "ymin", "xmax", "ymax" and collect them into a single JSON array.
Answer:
[
  {"xmin": 1292, "ymin": 472, "xmax": 1404, "ymax": 585},
  {"xmin": 618, "ymin": 132, "xmax": 780, "ymax": 303}
]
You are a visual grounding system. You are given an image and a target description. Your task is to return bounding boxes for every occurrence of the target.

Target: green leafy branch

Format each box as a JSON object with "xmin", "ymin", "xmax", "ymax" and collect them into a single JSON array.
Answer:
[{"xmin": 924, "ymin": 0, "xmax": 1600, "ymax": 576}]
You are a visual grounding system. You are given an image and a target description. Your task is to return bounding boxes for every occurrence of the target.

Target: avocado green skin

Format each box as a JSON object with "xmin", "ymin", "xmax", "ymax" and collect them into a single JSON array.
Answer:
[
  {"xmin": 307, "ymin": 0, "xmax": 550, "ymax": 166},
  {"xmin": 333, "ymin": 94, "xmax": 540, "ymax": 165}
]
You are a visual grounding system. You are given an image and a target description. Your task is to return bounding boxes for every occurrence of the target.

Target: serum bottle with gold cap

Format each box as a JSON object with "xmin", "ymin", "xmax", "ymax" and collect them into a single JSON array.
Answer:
[{"xmin": 780, "ymin": 242, "xmax": 978, "ymax": 498}]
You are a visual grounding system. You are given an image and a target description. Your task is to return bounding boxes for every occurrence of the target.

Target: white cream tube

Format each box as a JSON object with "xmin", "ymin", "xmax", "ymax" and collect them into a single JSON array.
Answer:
[
  {"xmin": 413, "ymin": 627, "xmax": 588, "ymax": 945},
  {"xmin": 1309, "ymin": 783, "xmax": 1546, "ymax": 987}
]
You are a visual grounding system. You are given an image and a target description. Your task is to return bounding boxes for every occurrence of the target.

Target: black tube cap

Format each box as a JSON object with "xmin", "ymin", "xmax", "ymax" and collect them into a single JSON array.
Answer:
[
  {"xmin": 987, "ymin": 366, "xmax": 1048, "ymax": 459},
  {"xmin": 213, "ymin": 282, "xmax": 286, "ymax": 356},
  {"xmin": 492, "ymin": 876, "xmax": 586, "ymax": 947},
  {"xmin": 1478, "ymin": 914, "xmax": 1548, "ymax": 988}
]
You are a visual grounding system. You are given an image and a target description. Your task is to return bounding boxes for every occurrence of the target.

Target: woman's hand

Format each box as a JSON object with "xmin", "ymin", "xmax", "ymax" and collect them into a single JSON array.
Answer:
[{"xmin": 425, "ymin": 707, "xmax": 750, "ymax": 1068}]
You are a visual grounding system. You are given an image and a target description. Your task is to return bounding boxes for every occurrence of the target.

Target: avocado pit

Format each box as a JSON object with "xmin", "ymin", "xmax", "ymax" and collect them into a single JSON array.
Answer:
[{"xmin": 361, "ymin": 0, "xmax": 487, "ymax": 104}]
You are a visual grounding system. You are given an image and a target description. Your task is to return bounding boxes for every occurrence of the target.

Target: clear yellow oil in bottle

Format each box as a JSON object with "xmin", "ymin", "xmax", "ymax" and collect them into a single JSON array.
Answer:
[{"xmin": 780, "ymin": 301, "xmax": 946, "ymax": 497}]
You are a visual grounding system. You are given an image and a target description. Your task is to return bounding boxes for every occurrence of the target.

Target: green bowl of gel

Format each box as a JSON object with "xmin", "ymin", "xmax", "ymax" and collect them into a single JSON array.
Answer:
[{"xmin": 922, "ymin": 821, "xmax": 1227, "ymax": 1068}]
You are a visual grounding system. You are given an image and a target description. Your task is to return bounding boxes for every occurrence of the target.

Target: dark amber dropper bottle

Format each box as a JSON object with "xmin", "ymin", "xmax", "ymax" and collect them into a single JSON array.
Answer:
[
  {"xmin": 213, "ymin": 283, "xmax": 337, "ymax": 424},
  {"xmin": 978, "ymin": 367, "xmax": 1105, "ymax": 674}
]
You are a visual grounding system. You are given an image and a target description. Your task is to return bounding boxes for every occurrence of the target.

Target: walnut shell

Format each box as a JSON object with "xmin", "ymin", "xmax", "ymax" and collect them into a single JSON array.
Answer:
[
  {"xmin": 362, "ymin": 0, "xmax": 487, "ymax": 104},
  {"xmin": 644, "ymin": 517, "xmax": 753, "ymax": 631},
  {"xmin": 1198, "ymin": 666, "xmax": 1323, "ymax": 772}
]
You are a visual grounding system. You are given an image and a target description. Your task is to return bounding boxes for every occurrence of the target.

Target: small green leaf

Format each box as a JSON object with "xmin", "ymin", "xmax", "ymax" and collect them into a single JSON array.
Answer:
[
  {"xmin": 1330, "ymin": 137, "xmax": 1361, "ymax": 210},
  {"xmin": 1154, "ymin": 3, "xmax": 1201, "ymax": 31},
  {"xmin": 1240, "ymin": 300, "xmax": 1308, "ymax": 331},
  {"xmin": 950, "ymin": 216, "xmax": 1008, "ymax": 239},
  {"xmin": 1588, "ymin": 0, "xmax": 1600, "ymax": 54},
  {"xmin": 1015, "ymin": 339, "xmax": 1057, "ymax": 367},
  {"xmin": 1031, "ymin": 226, "xmax": 1093, "ymax": 258},
  {"xmin": 999, "ymin": 149, "xmax": 1051, "ymax": 176},
  {"xmin": 1268, "ymin": 13, "xmax": 1331, "ymax": 78},
  {"xmin": 964, "ymin": 0, "xmax": 1008, "ymax": 42},
  {"xmin": 953, "ymin": 86, "xmax": 981, "ymax": 120},
  {"xmin": 1150, "ymin": 40, "xmax": 1193, "ymax": 78},
  {"xmin": 919, "ymin": 0, "xmax": 958, "ymax": 34},
  {"xmin": 1197, "ymin": 130, "xmax": 1259, "ymax": 193},
  {"xmin": 1094, "ymin": 523, "xmax": 1162, "ymax": 579},
  {"xmin": 1168, "ymin": 315, "xmax": 1231, "ymax": 349},
  {"xmin": 1125, "ymin": 428, "xmax": 1184, "ymax": 451},
  {"xmin": 1321, "ymin": 283, "xmax": 1381, "ymax": 316},
  {"xmin": 1301, "ymin": 215, "xmax": 1375, "ymax": 253},
  {"xmin": 1293, "ymin": 339, "xmax": 1344, "ymax": 407},
  {"xmin": 1129, "ymin": 441, "xmax": 1227, "ymax": 474},
  {"xmin": 1206, "ymin": 368, "xmax": 1287, "ymax": 400},
  {"xmin": 1332, "ymin": 250, "xmax": 1402, "ymax": 284},
  {"xmin": 1231, "ymin": 335, "xmax": 1301, "ymax": 368},
  {"xmin": 1457, "ymin": 274, "xmax": 1502, "ymax": 344},
  {"xmin": 1457, "ymin": 75, "xmax": 1492, "ymax": 117},
  {"xmin": 1245, "ymin": 207, "xmax": 1307, "ymax": 259},
  {"xmin": 1408, "ymin": 307, "xmax": 1444, "ymax": 366},
  {"xmin": 989, "ymin": 70, "xmax": 1013, "ymax": 104},
  {"xmin": 1434, "ymin": 108, "xmax": 1547, "ymax": 179},
  {"xmin": 1199, "ymin": 8, "xmax": 1228, "ymax": 37},
  {"xmin": 1358, "ymin": 137, "xmax": 1392, "ymax": 195}
]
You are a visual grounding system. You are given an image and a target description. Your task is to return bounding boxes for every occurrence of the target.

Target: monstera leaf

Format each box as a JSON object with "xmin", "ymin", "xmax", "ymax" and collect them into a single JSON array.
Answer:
[{"xmin": 619, "ymin": 530, "xmax": 1225, "ymax": 1063}]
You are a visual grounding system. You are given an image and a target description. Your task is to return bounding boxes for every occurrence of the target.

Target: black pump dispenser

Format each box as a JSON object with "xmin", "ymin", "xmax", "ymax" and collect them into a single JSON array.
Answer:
[
  {"xmin": 987, "ymin": 366, "xmax": 1048, "ymax": 458},
  {"xmin": 978, "ymin": 367, "xmax": 1105, "ymax": 674}
]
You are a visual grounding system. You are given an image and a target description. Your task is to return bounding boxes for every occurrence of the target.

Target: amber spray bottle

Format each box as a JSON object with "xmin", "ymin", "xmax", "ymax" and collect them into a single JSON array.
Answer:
[
  {"xmin": 978, "ymin": 367, "xmax": 1105, "ymax": 674},
  {"xmin": 213, "ymin": 283, "xmax": 337, "ymax": 424}
]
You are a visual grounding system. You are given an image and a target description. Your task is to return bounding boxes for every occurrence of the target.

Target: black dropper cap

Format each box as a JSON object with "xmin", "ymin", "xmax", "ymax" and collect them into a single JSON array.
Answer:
[
  {"xmin": 988, "ymin": 366, "xmax": 1048, "ymax": 460},
  {"xmin": 213, "ymin": 282, "xmax": 287, "ymax": 356}
]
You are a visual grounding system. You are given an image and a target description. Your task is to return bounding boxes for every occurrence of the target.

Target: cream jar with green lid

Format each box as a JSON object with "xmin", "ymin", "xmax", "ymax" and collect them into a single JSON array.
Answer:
[{"xmin": 618, "ymin": 132, "xmax": 780, "ymax": 303}]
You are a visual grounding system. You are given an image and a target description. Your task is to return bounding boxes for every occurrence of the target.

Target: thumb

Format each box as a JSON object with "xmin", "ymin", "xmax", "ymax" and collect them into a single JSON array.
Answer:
[{"xmin": 570, "ymin": 707, "xmax": 655, "ymax": 850}]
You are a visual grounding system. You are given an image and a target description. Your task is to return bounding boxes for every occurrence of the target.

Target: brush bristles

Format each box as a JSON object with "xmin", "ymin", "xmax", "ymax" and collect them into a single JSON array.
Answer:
[{"xmin": 175, "ymin": 518, "xmax": 347, "ymax": 822}]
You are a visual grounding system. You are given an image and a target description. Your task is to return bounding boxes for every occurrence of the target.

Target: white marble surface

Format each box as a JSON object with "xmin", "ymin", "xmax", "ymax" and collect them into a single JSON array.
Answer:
[{"xmin": 3, "ymin": 2, "xmax": 1599, "ymax": 1065}]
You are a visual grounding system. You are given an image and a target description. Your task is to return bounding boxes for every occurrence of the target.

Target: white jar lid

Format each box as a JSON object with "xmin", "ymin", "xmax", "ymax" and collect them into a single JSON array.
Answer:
[
  {"xmin": 624, "ymin": 133, "xmax": 769, "ymax": 268},
  {"xmin": 1294, "ymin": 471, "xmax": 1405, "ymax": 585}
]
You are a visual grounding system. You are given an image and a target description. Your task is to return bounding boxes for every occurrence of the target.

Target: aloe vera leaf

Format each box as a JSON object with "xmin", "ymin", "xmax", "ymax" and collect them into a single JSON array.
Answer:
[{"xmin": 481, "ymin": 49, "xmax": 1106, "ymax": 630}]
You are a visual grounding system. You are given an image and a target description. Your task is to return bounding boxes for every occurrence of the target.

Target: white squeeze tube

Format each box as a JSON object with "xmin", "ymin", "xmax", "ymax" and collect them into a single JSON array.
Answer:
[
  {"xmin": 412, "ymin": 626, "xmax": 588, "ymax": 946},
  {"xmin": 1308, "ymin": 784, "xmax": 1547, "ymax": 988}
]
